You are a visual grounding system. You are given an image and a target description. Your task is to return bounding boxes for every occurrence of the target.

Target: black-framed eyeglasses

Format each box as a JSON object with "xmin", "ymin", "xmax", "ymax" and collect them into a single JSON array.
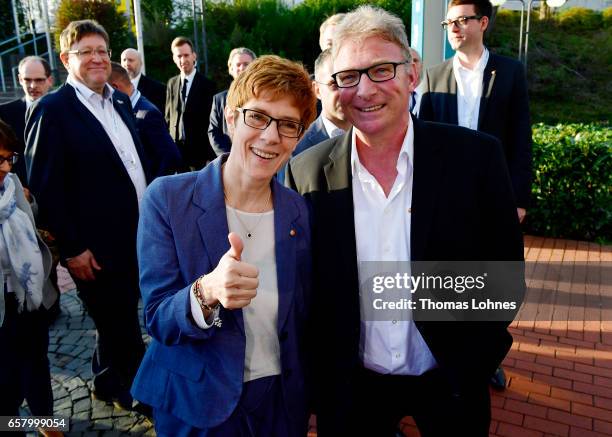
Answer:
[
  {"xmin": 67, "ymin": 48, "xmax": 112, "ymax": 60},
  {"xmin": 441, "ymin": 15, "xmax": 483, "ymax": 29},
  {"xmin": 331, "ymin": 61, "xmax": 410, "ymax": 88},
  {"xmin": 236, "ymin": 108, "xmax": 304, "ymax": 139},
  {"xmin": 0, "ymin": 153, "xmax": 19, "ymax": 166}
]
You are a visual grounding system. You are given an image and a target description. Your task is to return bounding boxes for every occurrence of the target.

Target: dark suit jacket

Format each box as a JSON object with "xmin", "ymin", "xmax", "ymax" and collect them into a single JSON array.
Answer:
[
  {"xmin": 207, "ymin": 89, "xmax": 231, "ymax": 156},
  {"xmin": 287, "ymin": 116, "xmax": 525, "ymax": 435},
  {"xmin": 133, "ymin": 93, "xmax": 183, "ymax": 176},
  {"xmin": 294, "ymin": 115, "xmax": 329, "ymax": 157},
  {"xmin": 418, "ymin": 52, "xmax": 532, "ymax": 208},
  {"xmin": 131, "ymin": 156, "xmax": 311, "ymax": 433},
  {"xmin": 166, "ymin": 71, "xmax": 216, "ymax": 168},
  {"xmin": 24, "ymin": 84, "xmax": 153, "ymax": 274},
  {"xmin": 137, "ymin": 73, "xmax": 166, "ymax": 114},
  {"xmin": 0, "ymin": 98, "xmax": 28, "ymax": 184}
]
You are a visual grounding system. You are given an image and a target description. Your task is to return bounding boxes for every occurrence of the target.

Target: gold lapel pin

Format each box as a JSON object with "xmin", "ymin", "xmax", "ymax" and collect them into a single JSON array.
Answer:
[{"xmin": 290, "ymin": 229, "xmax": 296, "ymax": 237}]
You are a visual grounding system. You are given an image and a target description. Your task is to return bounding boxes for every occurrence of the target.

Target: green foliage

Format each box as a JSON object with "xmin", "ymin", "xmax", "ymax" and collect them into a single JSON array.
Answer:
[
  {"xmin": 557, "ymin": 7, "xmax": 603, "ymax": 31},
  {"xmin": 54, "ymin": 0, "xmax": 133, "ymax": 52},
  {"xmin": 527, "ymin": 123, "xmax": 612, "ymax": 242},
  {"xmin": 489, "ymin": 8, "xmax": 611, "ymax": 124},
  {"xmin": 144, "ymin": 0, "xmax": 411, "ymax": 88}
]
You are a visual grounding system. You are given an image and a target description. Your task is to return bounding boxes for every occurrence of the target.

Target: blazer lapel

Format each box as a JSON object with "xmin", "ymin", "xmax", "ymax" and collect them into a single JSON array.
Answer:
[
  {"xmin": 192, "ymin": 157, "xmax": 244, "ymax": 334},
  {"xmin": 478, "ymin": 54, "xmax": 497, "ymax": 129},
  {"xmin": 444, "ymin": 61, "xmax": 459, "ymax": 125},
  {"xmin": 323, "ymin": 132, "xmax": 359, "ymax": 289},
  {"xmin": 410, "ymin": 117, "xmax": 444, "ymax": 260},
  {"xmin": 63, "ymin": 85, "xmax": 131, "ymax": 173},
  {"xmin": 272, "ymin": 180, "xmax": 300, "ymax": 333}
]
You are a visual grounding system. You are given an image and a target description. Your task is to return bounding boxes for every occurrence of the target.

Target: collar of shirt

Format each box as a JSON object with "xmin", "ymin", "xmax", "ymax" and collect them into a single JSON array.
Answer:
[
  {"xmin": 131, "ymin": 72, "xmax": 142, "ymax": 89},
  {"xmin": 350, "ymin": 121, "xmax": 414, "ymax": 189},
  {"xmin": 321, "ymin": 116, "xmax": 344, "ymax": 138},
  {"xmin": 67, "ymin": 74, "xmax": 114, "ymax": 107},
  {"xmin": 453, "ymin": 46, "xmax": 489, "ymax": 75},
  {"xmin": 129, "ymin": 89, "xmax": 141, "ymax": 109},
  {"xmin": 25, "ymin": 96, "xmax": 34, "ymax": 110},
  {"xmin": 180, "ymin": 69, "xmax": 197, "ymax": 98}
]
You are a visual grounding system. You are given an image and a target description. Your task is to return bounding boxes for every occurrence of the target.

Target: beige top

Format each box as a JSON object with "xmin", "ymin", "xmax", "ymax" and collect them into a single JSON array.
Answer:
[{"xmin": 226, "ymin": 206, "xmax": 281, "ymax": 382}]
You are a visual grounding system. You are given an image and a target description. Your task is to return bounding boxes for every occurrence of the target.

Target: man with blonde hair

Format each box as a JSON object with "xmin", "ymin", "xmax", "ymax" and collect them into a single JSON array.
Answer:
[
  {"xmin": 288, "ymin": 5, "xmax": 524, "ymax": 435},
  {"xmin": 208, "ymin": 47, "xmax": 256, "ymax": 155},
  {"xmin": 25, "ymin": 19, "xmax": 151, "ymax": 411}
]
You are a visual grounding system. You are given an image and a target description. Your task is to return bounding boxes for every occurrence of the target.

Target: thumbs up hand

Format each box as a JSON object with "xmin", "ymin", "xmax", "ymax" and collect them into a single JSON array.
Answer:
[{"xmin": 197, "ymin": 232, "xmax": 259, "ymax": 309}]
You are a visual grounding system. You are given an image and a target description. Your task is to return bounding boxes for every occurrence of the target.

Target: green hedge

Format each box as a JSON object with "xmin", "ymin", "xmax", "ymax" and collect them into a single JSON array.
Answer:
[{"xmin": 527, "ymin": 123, "xmax": 611, "ymax": 242}]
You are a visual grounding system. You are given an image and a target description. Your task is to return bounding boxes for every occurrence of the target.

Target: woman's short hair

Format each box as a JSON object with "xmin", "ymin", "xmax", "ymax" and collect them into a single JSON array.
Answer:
[
  {"xmin": 226, "ymin": 55, "xmax": 317, "ymax": 129},
  {"xmin": 332, "ymin": 5, "xmax": 412, "ymax": 63},
  {"xmin": 0, "ymin": 119, "xmax": 19, "ymax": 153},
  {"xmin": 60, "ymin": 19, "xmax": 109, "ymax": 53}
]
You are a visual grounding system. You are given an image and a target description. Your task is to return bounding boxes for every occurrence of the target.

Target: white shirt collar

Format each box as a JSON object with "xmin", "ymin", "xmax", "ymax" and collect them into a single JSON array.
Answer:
[
  {"xmin": 180, "ymin": 68, "xmax": 197, "ymax": 83},
  {"xmin": 131, "ymin": 72, "xmax": 142, "ymax": 88},
  {"xmin": 321, "ymin": 115, "xmax": 344, "ymax": 138},
  {"xmin": 67, "ymin": 74, "xmax": 114, "ymax": 103},
  {"xmin": 453, "ymin": 47, "xmax": 489, "ymax": 73},
  {"xmin": 350, "ymin": 120, "xmax": 414, "ymax": 179}
]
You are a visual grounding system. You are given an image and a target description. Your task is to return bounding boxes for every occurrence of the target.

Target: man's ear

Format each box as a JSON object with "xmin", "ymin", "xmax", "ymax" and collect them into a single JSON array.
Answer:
[
  {"xmin": 18, "ymin": 74, "xmax": 23, "ymax": 86},
  {"xmin": 59, "ymin": 52, "xmax": 70, "ymax": 70},
  {"xmin": 312, "ymin": 80, "xmax": 322, "ymax": 101},
  {"xmin": 481, "ymin": 16, "xmax": 489, "ymax": 33}
]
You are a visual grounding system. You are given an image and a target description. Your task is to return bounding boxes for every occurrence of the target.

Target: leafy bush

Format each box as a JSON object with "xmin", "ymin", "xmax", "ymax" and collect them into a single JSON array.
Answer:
[
  {"xmin": 527, "ymin": 123, "xmax": 611, "ymax": 242},
  {"xmin": 557, "ymin": 7, "xmax": 603, "ymax": 31}
]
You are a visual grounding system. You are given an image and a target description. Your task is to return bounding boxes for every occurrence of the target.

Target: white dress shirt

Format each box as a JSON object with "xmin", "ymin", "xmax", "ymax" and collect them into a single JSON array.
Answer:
[
  {"xmin": 67, "ymin": 75, "xmax": 147, "ymax": 206},
  {"xmin": 351, "ymin": 122, "xmax": 437, "ymax": 375},
  {"xmin": 452, "ymin": 47, "xmax": 489, "ymax": 130}
]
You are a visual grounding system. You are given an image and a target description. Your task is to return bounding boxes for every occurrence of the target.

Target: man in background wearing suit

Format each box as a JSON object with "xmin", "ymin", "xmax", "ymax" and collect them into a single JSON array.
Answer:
[
  {"xmin": 293, "ymin": 48, "xmax": 350, "ymax": 157},
  {"xmin": 0, "ymin": 56, "xmax": 53, "ymax": 184},
  {"xmin": 418, "ymin": 0, "xmax": 532, "ymax": 224},
  {"xmin": 287, "ymin": 5, "xmax": 524, "ymax": 436},
  {"xmin": 166, "ymin": 37, "xmax": 216, "ymax": 170},
  {"xmin": 120, "ymin": 48, "xmax": 166, "ymax": 113},
  {"xmin": 109, "ymin": 62, "xmax": 182, "ymax": 176},
  {"xmin": 25, "ymin": 19, "xmax": 150, "ymax": 411},
  {"xmin": 208, "ymin": 47, "xmax": 256, "ymax": 155}
]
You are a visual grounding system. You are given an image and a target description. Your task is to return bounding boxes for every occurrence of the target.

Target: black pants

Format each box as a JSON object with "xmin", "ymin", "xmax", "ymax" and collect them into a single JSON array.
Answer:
[
  {"xmin": 0, "ymin": 292, "xmax": 53, "ymax": 420},
  {"xmin": 345, "ymin": 367, "xmax": 491, "ymax": 437},
  {"xmin": 74, "ymin": 270, "xmax": 145, "ymax": 397}
]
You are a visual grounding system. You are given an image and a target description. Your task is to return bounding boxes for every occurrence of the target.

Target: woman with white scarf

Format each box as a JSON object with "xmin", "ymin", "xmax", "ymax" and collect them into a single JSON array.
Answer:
[{"xmin": 0, "ymin": 119, "xmax": 59, "ymax": 435}]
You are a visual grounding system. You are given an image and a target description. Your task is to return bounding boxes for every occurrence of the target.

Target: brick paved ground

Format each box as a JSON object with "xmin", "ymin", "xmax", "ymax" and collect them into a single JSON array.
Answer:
[{"xmin": 38, "ymin": 235, "xmax": 611, "ymax": 436}]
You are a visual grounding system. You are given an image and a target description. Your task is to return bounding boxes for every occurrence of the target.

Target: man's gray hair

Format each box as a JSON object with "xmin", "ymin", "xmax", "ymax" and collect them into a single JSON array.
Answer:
[
  {"xmin": 332, "ymin": 5, "xmax": 411, "ymax": 63},
  {"xmin": 314, "ymin": 48, "xmax": 332, "ymax": 80},
  {"xmin": 227, "ymin": 47, "xmax": 257, "ymax": 69}
]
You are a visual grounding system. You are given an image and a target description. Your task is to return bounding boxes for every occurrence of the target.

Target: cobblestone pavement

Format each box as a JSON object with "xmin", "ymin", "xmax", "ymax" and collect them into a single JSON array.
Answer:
[{"xmin": 22, "ymin": 267, "xmax": 155, "ymax": 436}]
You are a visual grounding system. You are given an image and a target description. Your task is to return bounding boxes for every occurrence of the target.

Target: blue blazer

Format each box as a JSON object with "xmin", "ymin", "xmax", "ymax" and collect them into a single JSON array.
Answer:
[
  {"xmin": 133, "ymin": 94, "xmax": 183, "ymax": 176},
  {"xmin": 131, "ymin": 156, "xmax": 312, "ymax": 431},
  {"xmin": 24, "ymin": 84, "xmax": 152, "ymax": 272}
]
